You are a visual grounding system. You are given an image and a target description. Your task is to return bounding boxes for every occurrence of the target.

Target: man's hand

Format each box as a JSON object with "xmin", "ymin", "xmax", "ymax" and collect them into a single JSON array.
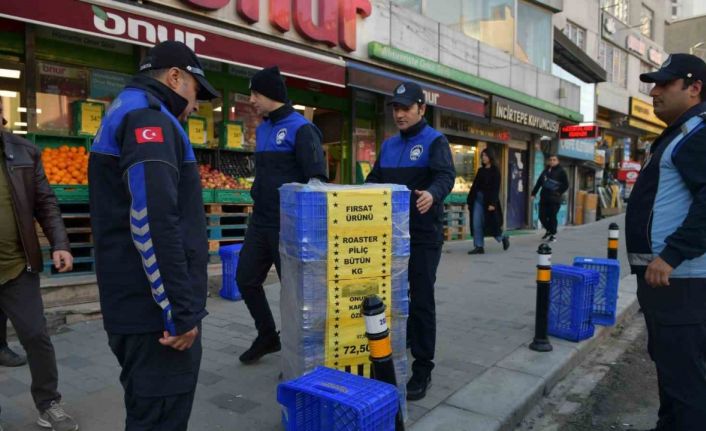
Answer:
[
  {"xmin": 415, "ymin": 190, "xmax": 434, "ymax": 214},
  {"xmin": 645, "ymin": 257, "xmax": 673, "ymax": 288},
  {"xmin": 530, "ymin": 194, "xmax": 535, "ymax": 199},
  {"xmin": 52, "ymin": 250, "xmax": 73, "ymax": 273},
  {"xmin": 488, "ymin": 205, "xmax": 496, "ymax": 211},
  {"xmin": 159, "ymin": 326, "xmax": 199, "ymax": 351}
]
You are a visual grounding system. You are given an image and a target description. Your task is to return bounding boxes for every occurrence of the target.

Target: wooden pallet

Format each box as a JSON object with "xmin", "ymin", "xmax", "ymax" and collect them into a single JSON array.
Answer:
[
  {"xmin": 443, "ymin": 225, "xmax": 468, "ymax": 241},
  {"xmin": 204, "ymin": 203, "xmax": 253, "ymax": 215}
]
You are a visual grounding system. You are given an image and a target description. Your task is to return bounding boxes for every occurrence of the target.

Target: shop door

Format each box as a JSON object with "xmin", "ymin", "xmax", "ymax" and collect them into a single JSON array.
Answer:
[{"xmin": 507, "ymin": 147, "xmax": 528, "ymax": 229}]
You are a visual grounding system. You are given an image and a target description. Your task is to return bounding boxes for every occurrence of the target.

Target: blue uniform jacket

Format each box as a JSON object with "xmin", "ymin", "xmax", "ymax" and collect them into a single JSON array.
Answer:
[
  {"xmin": 626, "ymin": 102, "xmax": 706, "ymax": 278},
  {"xmin": 250, "ymin": 104, "xmax": 327, "ymax": 228},
  {"xmin": 89, "ymin": 76, "xmax": 208, "ymax": 336},
  {"xmin": 366, "ymin": 119, "xmax": 455, "ymax": 245}
]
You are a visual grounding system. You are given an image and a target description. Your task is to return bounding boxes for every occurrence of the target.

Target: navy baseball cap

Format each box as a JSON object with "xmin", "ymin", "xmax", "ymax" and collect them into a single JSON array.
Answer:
[
  {"xmin": 139, "ymin": 41, "xmax": 220, "ymax": 100},
  {"xmin": 388, "ymin": 81, "xmax": 425, "ymax": 106},
  {"xmin": 640, "ymin": 53, "xmax": 706, "ymax": 83}
]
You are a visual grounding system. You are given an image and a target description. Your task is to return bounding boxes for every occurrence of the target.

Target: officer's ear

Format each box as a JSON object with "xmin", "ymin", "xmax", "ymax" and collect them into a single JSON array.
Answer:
[
  {"xmin": 417, "ymin": 103, "xmax": 426, "ymax": 117},
  {"xmin": 163, "ymin": 67, "xmax": 183, "ymax": 91}
]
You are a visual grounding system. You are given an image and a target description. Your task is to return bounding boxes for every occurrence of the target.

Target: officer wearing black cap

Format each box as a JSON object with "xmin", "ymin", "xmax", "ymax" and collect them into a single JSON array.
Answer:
[
  {"xmin": 89, "ymin": 41, "xmax": 219, "ymax": 429},
  {"xmin": 366, "ymin": 81, "xmax": 455, "ymax": 400},
  {"xmin": 626, "ymin": 53, "xmax": 706, "ymax": 429},
  {"xmin": 236, "ymin": 66, "xmax": 327, "ymax": 364}
]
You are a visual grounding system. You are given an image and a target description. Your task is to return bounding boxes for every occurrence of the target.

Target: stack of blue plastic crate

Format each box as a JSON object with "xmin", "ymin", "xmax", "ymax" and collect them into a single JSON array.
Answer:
[
  {"xmin": 573, "ymin": 257, "xmax": 621, "ymax": 325},
  {"xmin": 278, "ymin": 183, "xmax": 410, "ymax": 417},
  {"xmin": 548, "ymin": 265, "xmax": 600, "ymax": 342}
]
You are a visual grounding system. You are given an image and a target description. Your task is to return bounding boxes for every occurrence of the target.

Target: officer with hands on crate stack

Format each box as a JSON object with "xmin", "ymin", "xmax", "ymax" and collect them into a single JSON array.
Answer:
[
  {"xmin": 236, "ymin": 66, "xmax": 328, "ymax": 364},
  {"xmin": 366, "ymin": 81, "xmax": 455, "ymax": 400},
  {"xmin": 89, "ymin": 41, "xmax": 219, "ymax": 430}
]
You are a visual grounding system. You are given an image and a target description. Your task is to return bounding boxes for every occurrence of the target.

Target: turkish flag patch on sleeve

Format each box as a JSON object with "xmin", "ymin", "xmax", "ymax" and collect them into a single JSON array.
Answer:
[{"xmin": 135, "ymin": 127, "xmax": 165, "ymax": 144}]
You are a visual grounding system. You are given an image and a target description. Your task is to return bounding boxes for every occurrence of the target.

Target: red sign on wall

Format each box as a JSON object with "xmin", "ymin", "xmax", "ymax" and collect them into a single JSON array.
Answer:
[
  {"xmin": 560, "ymin": 124, "xmax": 599, "ymax": 139},
  {"xmin": 180, "ymin": 0, "xmax": 372, "ymax": 51}
]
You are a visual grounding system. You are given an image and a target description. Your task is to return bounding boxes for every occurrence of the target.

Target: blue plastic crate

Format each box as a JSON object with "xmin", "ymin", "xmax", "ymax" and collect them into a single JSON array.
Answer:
[
  {"xmin": 278, "ymin": 366, "xmax": 399, "ymax": 431},
  {"xmin": 573, "ymin": 257, "xmax": 621, "ymax": 326},
  {"xmin": 218, "ymin": 244, "xmax": 243, "ymax": 301},
  {"xmin": 548, "ymin": 265, "xmax": 599, "ymax": 342}
]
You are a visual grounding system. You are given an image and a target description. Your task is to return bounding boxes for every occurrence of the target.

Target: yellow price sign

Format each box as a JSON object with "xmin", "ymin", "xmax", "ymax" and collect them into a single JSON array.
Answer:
[
  {"xmin": 225, "ymin": 123, "xmax": 244, "ymax": 149},
  {"xmin": 80, "ymin": 103, "xmax": 103, "ymax": 136},
  {"xmin": 188, "ymin": 117, "xmax": 206, "ymax": 145},
  {"xmin": 325, "ymin": 188, "xmax": 392, "ymax": 375}
]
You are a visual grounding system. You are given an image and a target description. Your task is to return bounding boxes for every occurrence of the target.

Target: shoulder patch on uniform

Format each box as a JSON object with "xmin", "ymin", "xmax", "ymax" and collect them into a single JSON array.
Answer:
[{"xmin": 135, "ymin": 127, "xmax": 164, "ymax": 144}]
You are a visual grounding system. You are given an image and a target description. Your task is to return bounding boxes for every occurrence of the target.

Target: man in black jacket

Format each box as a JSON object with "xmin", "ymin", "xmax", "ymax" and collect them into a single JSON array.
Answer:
[
  {"xmin": 366, "ymin": 81, "xmax": 455, "ymax": 400},
  {"xmin": 531, "ymin": 154, "xmax": 569, "ymax": 242},
  {"xmin": 626, "ymin": 53, "xmax": 706, "ymax": 430},
  {"xmin": 89, "ymin": 41, "xmax": 219, "ymax": 430},
  {"xmin": 236, "ymin": 66, "xmax": 327, "ymax": 364},
  {"xmin": 0, "ymin": 99, "xmax": 77, "ymax": 431}
]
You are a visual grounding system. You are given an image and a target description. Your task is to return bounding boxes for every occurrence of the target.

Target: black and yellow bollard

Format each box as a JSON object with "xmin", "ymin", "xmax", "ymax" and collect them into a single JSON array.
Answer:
[
  {"xmin": 608, "ymin": 223, "xmax": 619, "ymax": 260},
  {"xmin": 363, "ymin": 295, "xmax": 405, "ymax": 431},
  {"xmin": 530, "ymin": 244, "xmax": 553, "ymax": 352}
]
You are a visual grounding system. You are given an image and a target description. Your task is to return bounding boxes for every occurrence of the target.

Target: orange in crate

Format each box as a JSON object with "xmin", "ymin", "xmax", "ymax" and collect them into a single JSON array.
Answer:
[{"xmin": 41, "ymin": 145, "xmax": 89, "ymax": 185}]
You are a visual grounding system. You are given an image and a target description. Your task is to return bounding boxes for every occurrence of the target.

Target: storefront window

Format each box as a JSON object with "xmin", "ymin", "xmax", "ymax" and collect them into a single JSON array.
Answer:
[
  {"xmin": 36, "ymin": 61, "xmax": 89, "ymax": 133},
  {"xmin": 449, "ymin": 142, "xmax": 477, "ymax": 193},
  {"xmin": 228, "ymin": 93, "xmax": 260, "ymax": 151},
  {"xmin": 517, "ymin": 1, "xmax": 552, "ymax": 71},
  {"xmin": 461, "ymin": 0, "xmax": 516, "ymax": 54}
]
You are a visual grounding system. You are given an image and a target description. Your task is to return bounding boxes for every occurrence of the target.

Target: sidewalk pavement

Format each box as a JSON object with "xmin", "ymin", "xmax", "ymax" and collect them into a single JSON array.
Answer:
[{"xmin": 0, "ymin": 215, "xmax": 635, "ymax": 431}]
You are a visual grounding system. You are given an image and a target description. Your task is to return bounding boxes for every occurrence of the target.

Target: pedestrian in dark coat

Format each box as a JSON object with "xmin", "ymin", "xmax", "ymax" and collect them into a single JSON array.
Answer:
[
  {"xmin": 531, "ymin": 154, "xmax": 569, "ymax": 242},
  {"xmin": 467, "ymin": 149, "xmax": 509, "ymax": 254}
]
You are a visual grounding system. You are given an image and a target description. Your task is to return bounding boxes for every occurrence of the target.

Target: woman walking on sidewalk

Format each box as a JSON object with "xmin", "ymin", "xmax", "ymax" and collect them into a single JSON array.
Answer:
[{"xmin": 467, "ymin": 149, "xmax": 509, "ymax": 254}]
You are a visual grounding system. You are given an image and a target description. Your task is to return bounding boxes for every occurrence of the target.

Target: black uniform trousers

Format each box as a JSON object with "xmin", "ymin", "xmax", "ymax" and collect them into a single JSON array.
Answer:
[
  {"xmin": 637, "ymin": 276, "xmax": 706, "ymax": 431},
  {"xmin": 108, "ymin": 329, "xmax": 202, "ymax": 431},
  {"xmin": 236, "ymin": 224, "xmax": 282, "ymax": 336},
  {"xmin": 0, "ymin": 271, "xmax": 60, "ymax": 411},
  {"xmin": 539, "ymin": 201, "xmax": 561, "ymax": 235},
  {"xmin": 408, "ymin": 244, "xmax": 443, "ymax": 378}
]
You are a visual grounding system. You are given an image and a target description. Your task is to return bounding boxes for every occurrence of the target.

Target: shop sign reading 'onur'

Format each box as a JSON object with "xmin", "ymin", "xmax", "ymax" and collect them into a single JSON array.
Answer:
[
  {"xmin": 491, "ymin": 96, "xmax": 560, "ymax": 134},
  {"xmin": 172, "ymin": 0, "xmax": 371, "ymax": 52}
]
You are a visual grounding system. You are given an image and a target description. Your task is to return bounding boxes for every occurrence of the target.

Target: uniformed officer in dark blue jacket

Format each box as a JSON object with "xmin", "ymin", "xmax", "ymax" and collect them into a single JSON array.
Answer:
[
  {"xmin": 89, "ymin": 41, "xmax": 219, "ymax": 430},
  {"xmin": 236, "ymin": 66, "xmax": 327, "ymax": 364},
  {"xmin": 626, "ymin": 53, "xmax": 706, "ymax": 429},
  {"xmin": 366, "ymin": 81, "xmax": 455, "ymax": 400}
]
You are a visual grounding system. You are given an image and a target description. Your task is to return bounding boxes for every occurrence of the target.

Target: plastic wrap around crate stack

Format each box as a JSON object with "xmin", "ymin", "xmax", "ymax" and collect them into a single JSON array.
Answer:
[
  {"xmin": 573, "ymin": 257, "xmax": 621, "ymax": 325},
  {"xmin": 548, "ymin": 265, "xmax": 599, "ymax": 342},
  {"xmin": 278, "ymin": 366, "xmax": 399, "ymax": 431},
  {"xmin": 279, "ymin": 182, "xmax": 410, "ymax": 419}
]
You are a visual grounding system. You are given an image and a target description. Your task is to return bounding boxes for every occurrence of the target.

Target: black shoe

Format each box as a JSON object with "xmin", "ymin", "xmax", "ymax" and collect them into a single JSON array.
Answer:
[
  {"xmin": 549, "ymin": 235, "xmax": 557, "ymax": 242},
  {"xmin": 406, "ymin": 373, "xmax": 431, "ymax": 401},
  {"xmin": 502, "ymin": 237, "xmax": 510, "ymax": 251},
  {"xmin": 239, "ymin": 331, "xmax": 281, "ymax": 364},
  {"xmin": 467, "ymin": 247, "xmax": 485, "ymax": 255},
  {"xmin": 541, "ymin": 232, "xmax": 551, "ymax": 241},
  {"xmin": 0, "ymin": 345, "xmax": 27, "ymax": 367}
]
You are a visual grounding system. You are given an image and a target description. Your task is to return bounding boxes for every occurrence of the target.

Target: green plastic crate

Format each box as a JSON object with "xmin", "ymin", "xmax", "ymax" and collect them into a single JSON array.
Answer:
[
  {"xmin": 214, "ymin": 189, "xmax": 252, "ymax": 204},
  {"xmin": 444, "ymin": 193, "xmax": 468, "ymax": 205},
  {"xmin": 51, "ymin": 185, "xmax": 89, "ymax": 203},
  {"xmin": 202, "ymin": 188, "xmax": 216, "ymax": 204},
  {"xmin": 27, "ymin": 133, "xmax": 91, "ymax": 151}
]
